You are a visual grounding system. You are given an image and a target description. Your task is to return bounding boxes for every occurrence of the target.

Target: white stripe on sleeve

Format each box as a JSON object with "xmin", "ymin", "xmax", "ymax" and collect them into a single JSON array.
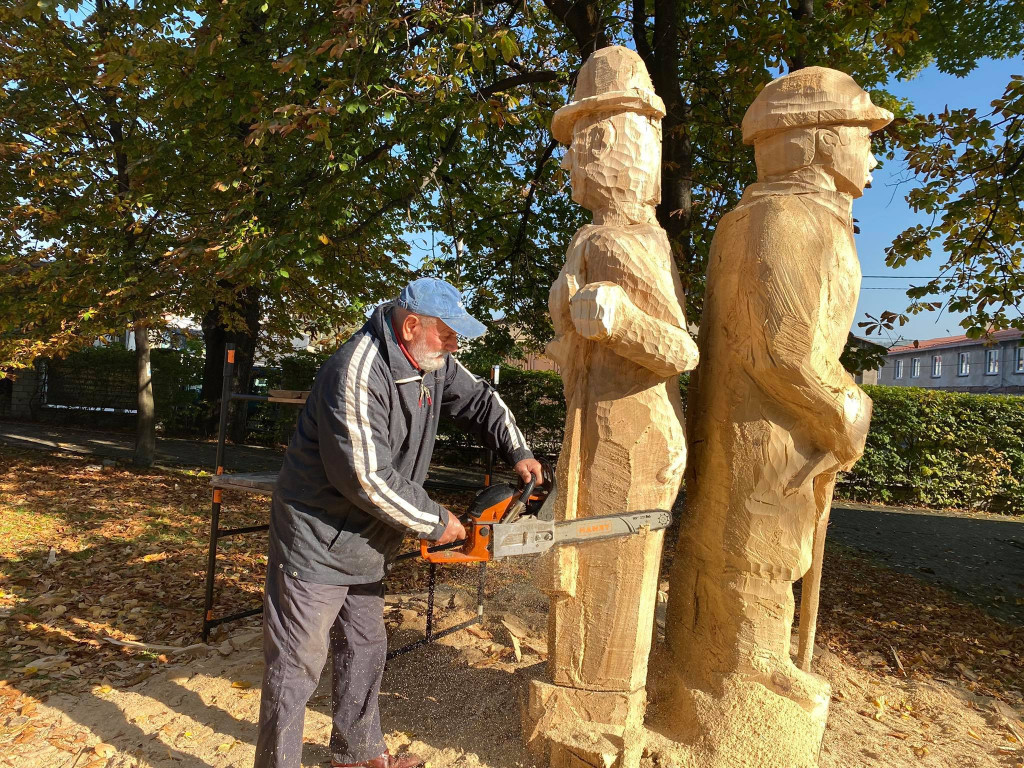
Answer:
[
  {"xmin": 345, "ymin": 336, "xmax": 438, "ymax": 534},
  {"xmin": 456, "ymin": 360, "xmax": 526, "ymax": 452}
]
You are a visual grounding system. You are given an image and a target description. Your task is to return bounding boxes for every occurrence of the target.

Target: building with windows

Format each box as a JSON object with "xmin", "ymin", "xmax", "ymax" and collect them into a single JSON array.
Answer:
[{"xmin": 877, "ymin": 329, "xmax": 1024, "ymax": 394}]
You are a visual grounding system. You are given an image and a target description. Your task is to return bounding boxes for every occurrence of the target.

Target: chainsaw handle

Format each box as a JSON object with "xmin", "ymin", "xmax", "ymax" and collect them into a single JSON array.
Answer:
[{"xmin": 517, "ymin": 477, "xmax": 537, "ymax": 506}]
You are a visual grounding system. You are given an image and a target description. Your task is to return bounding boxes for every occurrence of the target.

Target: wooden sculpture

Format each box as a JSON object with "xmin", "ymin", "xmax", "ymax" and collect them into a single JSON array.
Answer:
[
  {"xmin": 524, "ymin": 46, "xmax": 699, "ymax": 768},
  {"xmin": 652, "ymin": 67, "xmax": 893, "ymax": 767}
]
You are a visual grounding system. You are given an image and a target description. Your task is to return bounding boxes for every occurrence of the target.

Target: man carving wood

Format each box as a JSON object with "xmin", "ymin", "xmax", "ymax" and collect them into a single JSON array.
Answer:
[
  {"xmin": 524, "ymin": 46, "xmax": 699, "ymax": 768},
  {"xmin": 655, "ymin": 68, "xmax": 892, "ymax": 767}
]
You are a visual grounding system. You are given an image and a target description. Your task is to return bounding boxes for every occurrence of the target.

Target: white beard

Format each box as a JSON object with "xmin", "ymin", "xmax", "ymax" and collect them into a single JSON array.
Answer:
[{"xmin": 408, "ymin": 340, "xmax": 448, "ymax": 372}]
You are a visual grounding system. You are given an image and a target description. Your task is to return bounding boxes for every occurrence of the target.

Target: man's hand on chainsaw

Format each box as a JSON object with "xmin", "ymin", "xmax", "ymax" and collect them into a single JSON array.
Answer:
[
  {"xmin": 436, "ymin": 509, "xmax": 467, "ymax": 546},
  {"xmin": 515, "ymin": 458, "xmax": 544, "ymax": 486}
]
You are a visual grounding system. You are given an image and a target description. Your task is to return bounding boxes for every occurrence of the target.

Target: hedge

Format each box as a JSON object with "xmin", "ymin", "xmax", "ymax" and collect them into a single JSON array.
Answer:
[
  {"xmin": 839, "ymin": 385, "xmax": 1024, "ymax": 514},
  {"xmin": 37, "ymin": 347, "xmax": 205, "ymax": 434},
  {"xmin": 474, "ymin": 378, "xmax": 1024, "ymax": 516}
]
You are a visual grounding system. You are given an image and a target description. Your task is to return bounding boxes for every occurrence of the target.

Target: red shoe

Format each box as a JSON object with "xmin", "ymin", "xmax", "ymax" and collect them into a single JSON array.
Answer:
[{"xmin": 332, "ymin": 751, "xmax": 424, "ymax": 768}]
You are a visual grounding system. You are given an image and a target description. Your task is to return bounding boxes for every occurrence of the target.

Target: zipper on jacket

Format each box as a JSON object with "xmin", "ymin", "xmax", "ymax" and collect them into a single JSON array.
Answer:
[{"xmin": 394, "ymin": 375, "xmax": 431, "ymax": 409}]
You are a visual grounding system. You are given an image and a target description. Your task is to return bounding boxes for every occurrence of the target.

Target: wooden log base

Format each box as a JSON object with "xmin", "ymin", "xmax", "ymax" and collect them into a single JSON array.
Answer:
[{"xmin": 524, "ymin": 681, "xmax": 647, "ymax": 768}]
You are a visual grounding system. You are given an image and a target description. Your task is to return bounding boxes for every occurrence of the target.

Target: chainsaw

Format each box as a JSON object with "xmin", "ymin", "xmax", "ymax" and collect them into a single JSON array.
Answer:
[{"xmin": 418, "ymin": 468, "xmax": 672, "ymax": 564}]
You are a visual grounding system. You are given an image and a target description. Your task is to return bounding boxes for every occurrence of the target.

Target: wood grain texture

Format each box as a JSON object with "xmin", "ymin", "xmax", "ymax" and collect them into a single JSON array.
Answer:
[
  {"xmin": 655, "ymin": 67, "xmax": 893, "ymax": 768},
  {"xmin": 527, "ymin": 46, "xmax": 698, "ymax": 768}
]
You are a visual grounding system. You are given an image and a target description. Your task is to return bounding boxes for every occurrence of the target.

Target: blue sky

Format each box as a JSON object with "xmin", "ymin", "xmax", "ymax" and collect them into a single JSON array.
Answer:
[{"xmin": 853, "ymin": 56, "xmax": 1024, "ymax": 345}]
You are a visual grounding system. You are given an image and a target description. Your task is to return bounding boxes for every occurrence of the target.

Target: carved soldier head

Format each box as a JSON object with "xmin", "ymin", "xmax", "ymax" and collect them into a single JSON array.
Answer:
[
  {"xmin": 742, "ymin": 67, "xmax": 893, "ymax": 198},
  {"xmin": 552, "ymin": 47, "xmax": 666, "ymax": 217}
]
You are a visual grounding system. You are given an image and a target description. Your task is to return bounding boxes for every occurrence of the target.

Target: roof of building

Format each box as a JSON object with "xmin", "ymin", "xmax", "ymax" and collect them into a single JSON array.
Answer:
[
  {"xmin": 849, "ymin": 334, "xmax": 887, "ymax": 352},
  {"xmin": 888, "ymin": 328, "xmax": 1022, "ymax": 355}
]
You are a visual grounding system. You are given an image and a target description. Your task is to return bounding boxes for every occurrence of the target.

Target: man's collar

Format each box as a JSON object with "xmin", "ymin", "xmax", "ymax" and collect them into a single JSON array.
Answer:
[{"xmin": 368, "ymin": 303, "xmax": 421, "ymax": 381}]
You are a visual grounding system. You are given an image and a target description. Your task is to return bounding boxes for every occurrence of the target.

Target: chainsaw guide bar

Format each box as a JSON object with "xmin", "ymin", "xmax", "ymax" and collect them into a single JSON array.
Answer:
[{"xmin": 490, "ymin": 510, "xmax": 673, "ymax": 559}]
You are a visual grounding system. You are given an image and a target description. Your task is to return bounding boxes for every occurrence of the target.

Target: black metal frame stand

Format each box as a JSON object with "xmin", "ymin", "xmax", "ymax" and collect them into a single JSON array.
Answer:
[
  {"xmin": 200, "ymin": 347, "xmax": 498, "ymax": 653},
  {"xmin": 202, "ymin": 344, "xmax": 276, "ymax": 640},
  {"xmin": 384, "ymin": 559, "xmax": 488, "ymax": 661}
]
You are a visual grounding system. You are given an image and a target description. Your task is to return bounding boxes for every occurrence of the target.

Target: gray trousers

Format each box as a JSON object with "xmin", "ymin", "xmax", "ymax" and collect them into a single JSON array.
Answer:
[{"xmin": 255, "ymin": 561, "xmax": 387, "ymax": 768}]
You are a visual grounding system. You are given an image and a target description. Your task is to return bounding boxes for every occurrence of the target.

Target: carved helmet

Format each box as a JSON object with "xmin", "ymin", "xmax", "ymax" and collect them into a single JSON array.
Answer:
[
  {"xmin": 551, "ymin": 46, "xmax": 666, "ymax": 145},
  {"xmin": 742, "ymin": 66, "xmax": 893, "ymax": 145}
]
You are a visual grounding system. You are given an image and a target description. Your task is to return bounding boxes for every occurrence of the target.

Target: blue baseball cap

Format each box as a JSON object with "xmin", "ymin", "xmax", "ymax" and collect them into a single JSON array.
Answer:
[{"xmin": 397, "ymin": 278, "xmax": 487, "ymax": 339}]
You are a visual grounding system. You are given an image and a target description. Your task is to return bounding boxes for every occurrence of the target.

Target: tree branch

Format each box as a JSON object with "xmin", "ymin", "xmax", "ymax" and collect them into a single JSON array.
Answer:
[
  {"xmin": 632, "ymin": 0, "xmax": 653, "ymax": 70},
  {"xmin": 348, "ymin": 124, "xmax": 463, "ymax": 239},
  {"xmin": 507, "ymin": 138, "xmax": 559, "ymax": 276},
  {"xmin": 478, "ymin": 71, "xmax": 559, "ymax": 99},
  {"xmin": 543, "ymin": 0, "xmax": 608, "ymax": 56}
]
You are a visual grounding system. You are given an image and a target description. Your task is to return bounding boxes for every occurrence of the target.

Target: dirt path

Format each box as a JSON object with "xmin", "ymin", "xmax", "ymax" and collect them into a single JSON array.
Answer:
[
  {"xmin": 829, "ymin": 502, "xmax": 1024, "ymax": 624},
  {"xmin": 0, "ymin": 420, "xmax": 502, "ymax": 489}
]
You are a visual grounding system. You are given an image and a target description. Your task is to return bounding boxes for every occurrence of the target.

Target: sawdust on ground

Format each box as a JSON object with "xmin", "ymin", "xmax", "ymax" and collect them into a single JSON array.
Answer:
[{"xmin": 3, "ymin": 567, "xmax": 1022, "ymax": 768}]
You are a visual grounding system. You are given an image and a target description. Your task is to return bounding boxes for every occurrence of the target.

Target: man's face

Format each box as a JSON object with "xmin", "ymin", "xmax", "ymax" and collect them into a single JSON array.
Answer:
[
  {"xmin": 404, "ymin": 315, "xmax": 458, "ymax": 372},
  {"xmin": 827, "ymin": 126, "xmax": 878, "ymax": 198}
]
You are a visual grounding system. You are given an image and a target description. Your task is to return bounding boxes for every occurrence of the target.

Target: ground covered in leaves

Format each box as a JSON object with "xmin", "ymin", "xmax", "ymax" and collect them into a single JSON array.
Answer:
[{"xmin": 0, "ymin": 448, "xmax": 1022, "ymax": 768}]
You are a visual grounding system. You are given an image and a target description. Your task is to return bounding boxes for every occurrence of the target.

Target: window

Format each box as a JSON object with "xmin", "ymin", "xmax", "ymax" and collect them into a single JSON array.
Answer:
[
  {"xmin": 986, "ymin": 349, "xmax": 1000, "ymax": 375},
  {"xmin": 958, "ymin": 352, "xmax": 970, "ymax": 376},
  {"xmin": 931, "ymin": 355, "xmax": 942, "ymax": 377},
  {"xmin": 893, "ymin": 359, "xmax": 904, "ymax": 379},
  {"xmin": 1017, "ymin": 347, "xmax": 1024, "ymax": 374},
  {"xmin": 911, "ymin": 357, "xmax": 921, "ymax": 378}
]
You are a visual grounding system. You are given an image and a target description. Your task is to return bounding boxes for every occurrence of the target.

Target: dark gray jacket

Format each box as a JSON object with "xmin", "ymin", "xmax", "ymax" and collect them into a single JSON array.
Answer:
[{"xmin": 269, "ymin": 303, "xmax": 533, "ymax": 585}]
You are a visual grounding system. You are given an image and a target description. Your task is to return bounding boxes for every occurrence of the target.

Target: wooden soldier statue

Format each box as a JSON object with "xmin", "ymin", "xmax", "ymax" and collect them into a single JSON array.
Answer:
[
  {"xmin": 525, "ymin": 46, "xmax": 699, "ymax": 768},
  {"xmin": 655, "ymin": 67, "xmax": 892, "ymax": 767}
]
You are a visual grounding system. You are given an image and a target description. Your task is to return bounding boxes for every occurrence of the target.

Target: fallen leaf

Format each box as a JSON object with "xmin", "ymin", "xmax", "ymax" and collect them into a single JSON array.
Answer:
[
  {"xmin": 231, "ymin": 680, "xmax": 252, "ymax": 690},
  {"xmin": 94, "ymin": 742, "xmax": 116, "ymax": 758},
  {"xmin": 508, "ymin": 632, "xmax": 522, "ymax": 662}
]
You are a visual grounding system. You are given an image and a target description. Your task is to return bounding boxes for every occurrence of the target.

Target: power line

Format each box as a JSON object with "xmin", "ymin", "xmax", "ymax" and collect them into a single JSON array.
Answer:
[{"xmin": 861, "ymin": 275, "xmax": 943, "ymax": 279}]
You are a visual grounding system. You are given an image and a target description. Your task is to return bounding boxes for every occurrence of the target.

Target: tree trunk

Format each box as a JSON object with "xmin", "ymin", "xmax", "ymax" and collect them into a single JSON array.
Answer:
[
  {"xmin": 133, "ymin": 319, "xmax": 156, "ymax": 467},
  {"xmin": 634, "ymin": 0, "xmax": 694, "ymax": 272},
  {"xmin": 789, "ymin": 0, "xmax": 815, "ymax": 71},
  {"xmin": 227, "ymin": 301, "xmax": 259, "ymax": 444},
  {"xmin": 200, "ymin": 310, "xmax": 227, "ymax": 437},
  {"xmin": 199, "ymin": 285, "xmax": 261, "ymax": 441},
  {"xmin": 543, "ymin": 0, "xmax": 608, "ymax": 59}
]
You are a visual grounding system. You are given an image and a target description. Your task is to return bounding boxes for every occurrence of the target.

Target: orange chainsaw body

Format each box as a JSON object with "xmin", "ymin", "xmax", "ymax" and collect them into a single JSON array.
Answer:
[{"xmin": 419, "ymin": 482, "xmax": 545, "ymax": 564}]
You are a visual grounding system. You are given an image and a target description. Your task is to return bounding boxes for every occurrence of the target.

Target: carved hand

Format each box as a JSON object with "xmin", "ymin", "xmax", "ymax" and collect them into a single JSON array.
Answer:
[
  {"xmin": 549, "ymin": 271, "xmax": 580, "ymax": 337},
  {"xmin": 545, "ymin": 272, "xmax": 581, "ymax": 366},
  {"xmin": 569, "ymin": 281, "xmax": 631, "ymax": 342},
  {"xmin": 836, "ymin": 387, "xmax": 872, "ymax": 469}
]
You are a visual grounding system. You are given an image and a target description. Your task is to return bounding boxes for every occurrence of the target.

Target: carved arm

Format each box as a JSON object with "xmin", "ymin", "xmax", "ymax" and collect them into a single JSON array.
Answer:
[
  {"xmin": 735, "ymin": 209, "xmax": 870, "ymax": 468},
  {"xmin": 569, "ymin": 280, "xmax": 699, "ymax": 378}
]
